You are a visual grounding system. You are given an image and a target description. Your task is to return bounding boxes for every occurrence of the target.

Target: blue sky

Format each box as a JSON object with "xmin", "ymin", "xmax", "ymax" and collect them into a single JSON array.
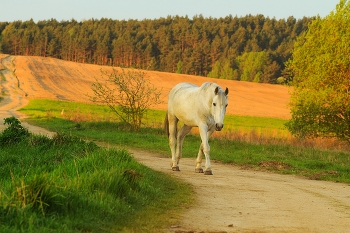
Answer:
[{"xmin": 1, "ymin": 0, "xmax": 340, "ymax": 22}]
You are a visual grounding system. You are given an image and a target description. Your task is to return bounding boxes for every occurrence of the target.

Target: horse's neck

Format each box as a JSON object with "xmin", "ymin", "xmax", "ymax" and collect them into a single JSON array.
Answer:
[{"xmin": 197, "ymin": 88, "xmax": 214, "ymax": 110}]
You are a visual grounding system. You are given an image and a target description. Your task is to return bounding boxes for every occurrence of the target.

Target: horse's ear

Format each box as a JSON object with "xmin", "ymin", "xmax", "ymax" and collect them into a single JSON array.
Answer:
[
  {"xmin": 225, "ymin": 87, "xmax": 229, "ymax": 95},
  {"xmin": 214, "ymin": 87, "xmax": 219, "ymax": 95}
]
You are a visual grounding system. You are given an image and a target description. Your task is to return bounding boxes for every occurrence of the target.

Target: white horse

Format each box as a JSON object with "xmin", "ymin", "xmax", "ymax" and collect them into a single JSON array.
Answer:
[{"xmin": 164, "ymin": 82, "xmax": 229, "ymax": 175}]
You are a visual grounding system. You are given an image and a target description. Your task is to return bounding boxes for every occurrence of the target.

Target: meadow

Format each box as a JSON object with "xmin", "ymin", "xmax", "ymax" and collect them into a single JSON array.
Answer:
[
  {"xmin": 20, "ymin": 99, "xmax": 350, "ymax": 183},
  {"xmin": 20, "ymin": 99, "xmax": 289, "ymax": 140}
]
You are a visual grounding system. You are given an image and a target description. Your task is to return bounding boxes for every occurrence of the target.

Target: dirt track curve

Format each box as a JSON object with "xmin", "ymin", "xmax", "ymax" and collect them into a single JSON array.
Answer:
[{"xmin": 1, "ymin": 55, "xmax": 350, "ymax": 233}]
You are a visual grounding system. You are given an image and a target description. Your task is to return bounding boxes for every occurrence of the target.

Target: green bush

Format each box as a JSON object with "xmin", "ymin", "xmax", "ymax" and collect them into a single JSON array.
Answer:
[{"xmin": 0, "ymin": 117, "xmax": 30, "ymax": 145}]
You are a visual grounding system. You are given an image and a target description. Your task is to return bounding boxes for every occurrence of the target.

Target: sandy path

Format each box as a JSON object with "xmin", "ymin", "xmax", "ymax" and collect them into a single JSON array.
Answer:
[
  {"xmin": 0, "ymin": 55, "xmax": 54, "ymax": 136},
  {"xmin": 1, "ymin": 55, "xmax": 350, "ymax": 233}
]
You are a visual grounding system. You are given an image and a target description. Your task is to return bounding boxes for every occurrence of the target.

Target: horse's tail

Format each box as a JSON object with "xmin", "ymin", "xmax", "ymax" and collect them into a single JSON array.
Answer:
[
  {"xmin": 164, "ymin": 111, "xmax": 170, "ymax": 138},
  {"xmin": 164, "ymin": 111, "xmax": 177, "ymax": 139}
]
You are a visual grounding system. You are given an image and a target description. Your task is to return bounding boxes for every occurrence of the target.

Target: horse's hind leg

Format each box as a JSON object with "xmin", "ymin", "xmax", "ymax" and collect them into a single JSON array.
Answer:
[
  {"xmin": 176, "ymin": 124, "xmax": 192, "ymax": 166},
  {"xmin": 168, "ymin": 114, "xmax": 179, "ymax": 171}
]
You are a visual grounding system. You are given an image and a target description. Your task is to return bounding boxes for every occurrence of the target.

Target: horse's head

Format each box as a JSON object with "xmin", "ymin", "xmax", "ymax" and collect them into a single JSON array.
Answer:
[{"xmin": 211, "ymin": 86, "xmax": 229, "ymax": 131}]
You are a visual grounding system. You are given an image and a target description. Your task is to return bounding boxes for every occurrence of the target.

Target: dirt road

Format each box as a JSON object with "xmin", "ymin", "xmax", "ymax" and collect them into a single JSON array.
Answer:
[
  {"xmin": 133, "ymin": 150, "xmax": 350, "ymax": 233},
  {"xmin": 1, "ymin": 55, "xmax": 350, "ymax": 233}
]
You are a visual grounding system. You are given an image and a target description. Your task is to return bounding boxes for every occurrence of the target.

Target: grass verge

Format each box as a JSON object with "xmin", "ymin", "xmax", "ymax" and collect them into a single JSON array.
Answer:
[{"xmin": 0, "ymin": 117, "xmax": 193, "ymax": 232}]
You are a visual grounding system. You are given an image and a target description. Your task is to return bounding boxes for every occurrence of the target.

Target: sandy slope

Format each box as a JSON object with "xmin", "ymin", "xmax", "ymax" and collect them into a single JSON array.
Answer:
[
  {"xmin": 1, "ymin": 55, "xmax": 350, "ymax": 233},
  {"xmin": 8, "ymin": 55, "xmax": 290, "ymax": 119}
]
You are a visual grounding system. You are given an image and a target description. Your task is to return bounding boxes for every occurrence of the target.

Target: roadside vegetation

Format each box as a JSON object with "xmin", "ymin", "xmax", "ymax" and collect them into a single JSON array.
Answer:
[
  {"xmin": 20, "ymin": 99, "xmax": 350, "ymax": 184},
  {"xmin": 0, "ymin": 117, "xmax": 193, "ymax": 232}
]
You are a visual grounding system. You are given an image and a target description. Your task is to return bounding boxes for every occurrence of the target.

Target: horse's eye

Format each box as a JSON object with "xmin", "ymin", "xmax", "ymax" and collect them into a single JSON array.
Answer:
[{"xmin": 213, "ymin": 103, "xmax": 216, "ymax": 106}]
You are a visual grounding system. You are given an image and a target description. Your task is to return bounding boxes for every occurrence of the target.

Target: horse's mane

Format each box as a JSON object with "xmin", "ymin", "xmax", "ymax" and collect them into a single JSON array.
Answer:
[{"xmin": 199, "ymin": 82, "xmax": 218, "ymax": 91}]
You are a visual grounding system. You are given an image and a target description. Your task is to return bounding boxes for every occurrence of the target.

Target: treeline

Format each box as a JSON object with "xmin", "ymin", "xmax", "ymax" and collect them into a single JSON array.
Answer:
[{"xmin": 0, "ymin": 15, "xmax": 313, "ymax": 83}]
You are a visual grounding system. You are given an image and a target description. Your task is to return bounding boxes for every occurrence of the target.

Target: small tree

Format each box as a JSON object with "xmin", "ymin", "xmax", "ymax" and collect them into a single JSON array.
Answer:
[
  {"xmin": 221, "ymin": 60, "xmax": 235, "ymax": 80},
  {"xmin": 91, "ymin": 68, "xmax": 162, "ymax": 131},
  {"xmin": 236, "ymin": 51, "xmax": 268, "ymax": 82},
  {"xmin": 285, "ymin": 0, "xmax": 350, "ymax": 141},
  {"xmin": 207, "ymin": 61, "xmax": 221, "ymax": 78},
  {"xmin": 176, "ymin": 60, "xmax": 183, "ymax": 74}
]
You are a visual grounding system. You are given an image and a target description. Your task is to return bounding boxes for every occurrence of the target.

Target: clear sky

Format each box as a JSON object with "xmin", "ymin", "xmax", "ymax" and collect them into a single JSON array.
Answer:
[{"xmin": 1, "ymin": 0, "xmax": 341, "ymax": 22}]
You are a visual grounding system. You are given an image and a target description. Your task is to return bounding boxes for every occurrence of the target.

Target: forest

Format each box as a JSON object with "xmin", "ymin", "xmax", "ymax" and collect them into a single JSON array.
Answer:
[{"xmin": 0, "ymin": 15, "xmax": 313, "ymax": 83}]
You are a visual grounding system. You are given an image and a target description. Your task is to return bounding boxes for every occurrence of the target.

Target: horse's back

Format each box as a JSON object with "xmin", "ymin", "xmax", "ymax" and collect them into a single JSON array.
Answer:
[
  {"xmin": 167, "ymin": 82, "xmax": 205, "ymax": 126},
  {"xmin": 169, "ymin": 82, "xmax": 193, "ymax": 99},
  {"xmin": 168, "ymin": 82, "xmax": 198, "ymax": 106},
  {"xmin": 169, "ymin": 82, "xmax": 198, "ymax": 95}
]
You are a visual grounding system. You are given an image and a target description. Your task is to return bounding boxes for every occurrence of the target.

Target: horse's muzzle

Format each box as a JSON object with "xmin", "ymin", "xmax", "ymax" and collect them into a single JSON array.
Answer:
[{"xmin": 215, "ymin": 123, "xmax": 224, "ymax": 131}]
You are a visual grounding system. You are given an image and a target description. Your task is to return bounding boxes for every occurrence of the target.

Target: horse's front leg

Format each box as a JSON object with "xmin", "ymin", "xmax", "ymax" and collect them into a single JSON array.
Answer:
[
  {"xmin": 195, "ymin": 143, "xmax": 205, "ymax": 173},
  {"xmin": 196, "ymin": 125, "xmax": 215, "ymax": 175}
]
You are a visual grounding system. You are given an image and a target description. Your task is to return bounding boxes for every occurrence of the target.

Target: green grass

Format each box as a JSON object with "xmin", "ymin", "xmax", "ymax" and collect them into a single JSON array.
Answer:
[
  {"xmin": 0, "ymin": 118, "xmax": 193, "ymax": 232},
  {"xmin": 19, "ymin": 99, "xmax": 164, "ymax": 126},
  {"xmin": 19, "ymin": 99, "xmax": 289, "ymax": 132},
  {"xmin": 19, "ymin": 99, "xmax": 350, "ymax": 184},
  {"xmin": 225, "ymin": 114, "xmax": 287, "ymax": 129}
]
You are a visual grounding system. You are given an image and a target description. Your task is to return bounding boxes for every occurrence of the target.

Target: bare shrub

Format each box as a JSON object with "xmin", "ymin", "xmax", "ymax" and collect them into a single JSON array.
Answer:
[{"xmin": 90, "ymin": 68, "xmax": 162, "ymax": 131}]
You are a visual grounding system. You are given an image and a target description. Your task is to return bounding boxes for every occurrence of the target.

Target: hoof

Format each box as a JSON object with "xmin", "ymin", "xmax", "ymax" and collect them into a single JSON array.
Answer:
[
  {"xmin": 204, "ymin": 170, "xmax": 213, "ymax": 175},
  {"xmin": 172, "ymin": 166, "xmax": 180, "ymax": 171},
  {"xmin": 195, "ymin": 168, "xmax": 204, "ymax": 173}
]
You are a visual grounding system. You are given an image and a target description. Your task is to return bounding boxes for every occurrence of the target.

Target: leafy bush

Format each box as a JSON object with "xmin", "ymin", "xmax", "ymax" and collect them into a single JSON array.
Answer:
[{"xmin": 286, "ymin": 0, "xmax": 350, "ymax": 142}]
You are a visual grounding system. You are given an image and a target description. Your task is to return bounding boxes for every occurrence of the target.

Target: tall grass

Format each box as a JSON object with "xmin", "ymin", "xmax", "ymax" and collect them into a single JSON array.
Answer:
[{"xmin": 0, "ymin": 118, "xmax": 192, "ymax": 232}]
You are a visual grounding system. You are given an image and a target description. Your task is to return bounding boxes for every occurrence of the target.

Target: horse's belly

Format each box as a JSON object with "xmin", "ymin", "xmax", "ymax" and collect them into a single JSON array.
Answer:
[
  {"xmin": 179, "ymin": 118, "xmax": 198, "ymax": 127},
  {"xmin": 174, "ymin": 111, "xmax": 198, "ymax": 126},
  {"xmin": 175, "ymin": 109, "xmax": 213, "ymax": 128}
]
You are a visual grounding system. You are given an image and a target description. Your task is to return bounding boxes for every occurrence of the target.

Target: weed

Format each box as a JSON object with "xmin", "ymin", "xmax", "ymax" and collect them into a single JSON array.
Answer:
[{"xmin": 6, "ymin": 174, "xmax": 63, "ymax": 216}]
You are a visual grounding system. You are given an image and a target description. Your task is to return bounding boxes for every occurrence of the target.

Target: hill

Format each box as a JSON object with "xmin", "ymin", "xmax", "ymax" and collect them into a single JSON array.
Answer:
[{"xmin": 0, "ymin": 55, "xmax": 290, "ymax": 119}]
